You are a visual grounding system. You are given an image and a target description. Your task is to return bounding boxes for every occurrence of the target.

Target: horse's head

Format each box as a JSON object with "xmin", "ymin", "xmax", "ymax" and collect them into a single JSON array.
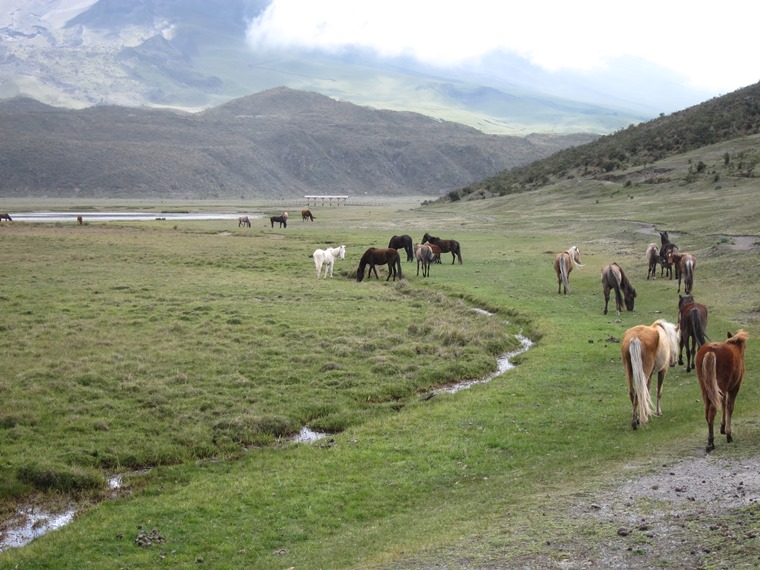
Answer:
[
  {"xmin": 422, "ymin": 233, "xmax": 431, "ymax": 244},
  {"xmin": 678, "ymin": 294, "xmax": 694, "ymax": 309},
  {"xmin": 568, "ymin": 246, "xmax": 583, "ymax": 267},
  {"xmin": 625, "ymin": 287, "xmax": 637, "ymax": 311},
  {"xmin": 338, "ymin": 245, "xmax": 346, "ymax": 260}
]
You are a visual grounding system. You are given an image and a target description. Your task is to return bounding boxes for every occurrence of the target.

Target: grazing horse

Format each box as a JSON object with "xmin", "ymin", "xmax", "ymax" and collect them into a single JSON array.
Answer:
[
  {"xmin": 238, "ymin": 216, "xmax": 251, "ymax": 228},
  {"xmin": 270, "ymin": 215, "xmax": 288, "ymax": 228},
  {"xmin": 553, "ymin": 245, "xmax": 583, "ymax": 294},
  {"xmin": 646, "ymin": 243, "xmax": 659, "ymax": 280},
  {"xmin": 388, "ymin": 235, "xmax": 414, "ymax": 262},
  {"xmin": 621, "ymin": 319, "xmax": 679, "ymax": 429},
  {"xmin": 677, "ymin": 294, "xmax": 708, "ymax": 372},
  {"xmin": 601, "ymin": 263, "xmax": 637, "ymax": 315},
  {"xmin": 414, "ymin": 243, "xmax": 434, "ymax": 277},
  {"xmin": 0, "ymin": 213, "xmax": 12, "ymax": 221},
  {"xmin": 356, "ymin": 247, "xmax": 402, "ymax": 282},
  {"xmin": 76, "ymin": 215, "xmax": 83, "ymax": 225},
  {"xmin": 421, "ymin": 233, "xmax": 462, "ymax": 264},
  {"xmin": 312, "ymin": 245, "xmax": 346, "ymax": 278},
  {"xmin": 301, "ymin": 209, "xmax": 315, "ymax": 222},
  {"xmin": 696, "ymin": 330, "xmax": 749, "ymax": 452}
]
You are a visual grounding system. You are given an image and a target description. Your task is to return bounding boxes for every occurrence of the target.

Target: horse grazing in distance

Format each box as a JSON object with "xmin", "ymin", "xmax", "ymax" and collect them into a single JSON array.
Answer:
[
  {"xmin": 0, "ymin": 213, "xmax": 12, "ymax": 221},
  {"xmin": 414, "ymin": 243, "xmax": 434, "ymax": 277},
  {"xmin": 270, "ymin": 215, "xmax": 287, "ymax": 228},
  {"xmin": 312, "ymin": 245, "xmax": 346, "ymax": 278},
  {"xmin": 553, "ymin": 245, "xmax": 583, "ymax": 294},
  {"xmin": 421, "ymin": 233, "xmax": 462, "ymax": 264},
  {"xmin": 238, "ymin": 216, "xmax": 251, "ymax": 228},
  {"xmin": 621, "ymin": 319, "xmax": 679, "ymax": 429},
  {"xmin": 601, "ymin": 263, "xmax": 637, "ymax": 315},
  {"xmin": 356, "ymin": 247, "xmax": 402, "ymax": 282},
  {"xmin": 388, "ymin": 235, "xmax": 414, "ymax": 262},
  {"xmin": 677, "ymin": 294, "xmax": 709, "ymax": 372},
  {"xmin": 646, "ymin": 243, "xmax": 659, "ymax": 279},
  {"xmin": 301, "ymin": 209, "xmax": 315, "ymax": 222},
  {"xmin": 696, "ymin": 330, "xmax": 749, "ymax": 452},
  {"xmin": 76, "ymin": 215, "xmax": 83, "ymax": 225}
]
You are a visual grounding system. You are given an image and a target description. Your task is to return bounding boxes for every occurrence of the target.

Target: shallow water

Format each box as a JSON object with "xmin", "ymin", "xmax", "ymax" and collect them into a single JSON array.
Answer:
[
  {"xmin": 6, "ymin": 212, "xmax": 259, "ymax": 223},
  {"xmin": 0, "ymin": 508, "xmax": 75, "ymax": 552}
]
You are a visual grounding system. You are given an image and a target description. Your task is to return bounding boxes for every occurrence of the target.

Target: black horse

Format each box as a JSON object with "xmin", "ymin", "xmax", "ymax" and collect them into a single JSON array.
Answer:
[
  {"xmin": 356, "ymin": 248, "xmax": 402, "ymax": 282},
  {"xmin": 388, "ymin": 235, "xmax": 414, "ymax": 262},
  {"xmin": 678, "ymin": 294, "xmax": 709, "ymax": 372},
  {"xmin": 270, "ymin": 216, "xmax": 287, "ymax": 228},
  {"xmin": 658, "ymin": 231, "xmax": 678, "ymax": 279},
  {"xmin": 421, "ymin": 233, "xmax": 462, "ymax": 264}
]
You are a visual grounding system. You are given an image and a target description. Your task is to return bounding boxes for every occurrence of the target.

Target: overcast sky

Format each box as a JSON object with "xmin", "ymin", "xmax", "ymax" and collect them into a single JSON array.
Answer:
[{"xmin": 246, "ymin": 0, "xmax": 759, "ymax": 96}]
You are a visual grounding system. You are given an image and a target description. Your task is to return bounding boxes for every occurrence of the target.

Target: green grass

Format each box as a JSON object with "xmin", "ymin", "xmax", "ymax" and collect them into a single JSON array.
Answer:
[{"xmin": 1, "ymin": 155, "xmax": 759, "ymax": 568}]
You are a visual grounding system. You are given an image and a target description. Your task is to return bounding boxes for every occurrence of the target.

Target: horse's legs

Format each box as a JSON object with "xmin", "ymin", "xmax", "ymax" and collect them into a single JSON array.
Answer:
[
  {"xmin": 706, "ymin": 401, "xmax": 717, "ymax": 452},
  {"xmin": 723, "ymin": 386, "xmax": 740, "ymax": 442},
  {"xmin": 603, "ymin": 288, "xmax": 610, "ymax": 314},
  {"xmin": 655, "ymin": 370, "xmax": 665, "ymax": 416},
  {"xmin": 371, "ymin": 265, "xmax": 379, "ymax": 279}
]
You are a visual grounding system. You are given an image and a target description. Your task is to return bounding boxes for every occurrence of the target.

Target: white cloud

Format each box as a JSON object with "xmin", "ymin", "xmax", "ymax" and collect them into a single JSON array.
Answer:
[{"xmin": 247, "ymin": 0, "xmax": 760, "ymax": 94}]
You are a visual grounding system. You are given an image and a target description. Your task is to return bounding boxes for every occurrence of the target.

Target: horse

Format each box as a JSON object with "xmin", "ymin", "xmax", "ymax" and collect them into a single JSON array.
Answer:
[
  {"xmin": 76, "ymin": 215, "xmax": 83, "ymax": 225},
  {"xmin": 621, "ymin": 319, "xmax": 679, "ymax": 429},
  {"xmin": 301, "ymin": 209, "xmax": 315, "ymax": 222},
  {"xmin": 312, "ymin": 245, "xmax": 346, "ymax": 279},
  {"xmin": 658, "ymin": 231, "xmax": 678, "ymax": 279},
  {"xmin": 238, "ymin": 216, "xmax": 251, "ymax": 228},
  {"xmin": 356, "ymin": 247, "xmax": 402, "ymax": 282},
  {"xmin": 421, "ymin": 233, "xmax": 462, "ymax": 264},
  {"xmin": 414, "ymin": 243, "xmax": 434, "ymax": 277},
  {"xmin": 601, "ymin": 263, "xmax": 637, "ymax": 315},
  {"xmin": 270, "ymin": 215, "xmax": 287, "ymax": 228},
  {"xmin": 672, "ymin": 252, "xmax": 695, "ymax": 294},
  {"xmin": 677, "ymin": 294, "xmax": 708, "ymax": 372},
  {"xmin": 427, "ymin": 243, "xmax": 442, "ymax": 264},
  {"xmin": 0, "ymin": 213, "xmax": 12, "ymax": 221},
  {"xmin": 696, "ymin": 330, "xmax": 749, "ymax": 452},
  {"xmin": 553, "ymin": 245, "xmax": 583, "ymax": 294},
  {"xmin": 388, "ymin": 235, "xmax": 414, "ymax": 262},
  {"xmin": 646, "ymin": 243, "xmax": 659, "ymax": 280}
]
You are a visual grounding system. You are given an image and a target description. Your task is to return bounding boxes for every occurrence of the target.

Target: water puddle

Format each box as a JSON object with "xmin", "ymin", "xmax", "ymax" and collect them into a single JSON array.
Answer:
[
  {"xmin": 0, "ymin": 507, "xmax": 75, "ymax": 552},
  {"xmin": 291, "ymin": 427, "xmax": 330, "ymax": 443}
]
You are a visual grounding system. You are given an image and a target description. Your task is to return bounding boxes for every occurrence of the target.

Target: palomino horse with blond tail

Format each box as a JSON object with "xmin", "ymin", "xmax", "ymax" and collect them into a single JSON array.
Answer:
[
  {"xmin": 553, "ymin": 245, "xmax": 583, "ymax": 294},
  {"xmin": 696, "ymin": 329, "xmax": 749, "ymax": 452},
  {"xmin": 621, "ymin": 319, "xmax": 679, "ymax": 429}
]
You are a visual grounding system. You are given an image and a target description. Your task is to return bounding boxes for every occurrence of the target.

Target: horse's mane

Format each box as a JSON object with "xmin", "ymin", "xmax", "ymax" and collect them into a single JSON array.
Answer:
[
  {"xmin": 654, "ymin": 319, "xmax": 679, "ymax": 354},
  {"xmin": 617, "ymin": 264, "xmax": 633, "ymax": 289},
  {"xmin": 727, "ymin": 329, "xmax": 749, "ymax": 346}
]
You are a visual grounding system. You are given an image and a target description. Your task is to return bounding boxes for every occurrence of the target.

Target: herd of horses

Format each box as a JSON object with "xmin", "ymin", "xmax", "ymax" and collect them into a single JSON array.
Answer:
[{"xmin": 555, "ymin": 230, "xmax": 748, "ymax": 452}]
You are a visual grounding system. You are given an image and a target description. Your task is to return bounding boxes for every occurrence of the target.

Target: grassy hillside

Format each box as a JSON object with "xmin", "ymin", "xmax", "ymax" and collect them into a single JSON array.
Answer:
[{"xmin": 0, "ymin": 133, "xmax": 759, "ymax": 567}]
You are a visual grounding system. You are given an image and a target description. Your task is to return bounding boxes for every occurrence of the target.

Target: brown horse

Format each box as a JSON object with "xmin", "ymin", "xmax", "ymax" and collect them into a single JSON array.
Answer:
[
  {"xmin": 645, "ymin": 243, "xmax": 659, "ymax": 280},
  {"xmin": 238, "ymin": 216, "xmax": 251, "ymax": 228},
  {"xmin": 414, "ymin": 243, "xmax": 434, "ymax": 277},
  {"xmin": 621, "ymin": 319, "xmax": 679, "ymax": 429},
  {"xmin": 553, "ymin": 245, "xmax": 583, "ymax": 294},
  {"xmin": 422, "ymin": 233, "xmax": 462, "ymax": 264},
  {"xmin": 696, "ymin": 330, "xmax": 749, "ymax": 452},
  {"xmin": 389, "ymin": 235, "xmax": 414, "ymax": 262},
  {"xmin": 270, "ymin": 215, "xmax": 287, "ymax": 228},
  {"xmin": 658, "ymin": 231, "xmax": 678, "ymax": 279},
  {"xmin": 677, "ymin": 294, "xmax": 708, "ymax": 372},
  {"xmin": 76, "ymin": 215, "xmax": 83, "ymax": 225},
  {"xmin": 427, "ymin": 243, "xmax": 442, "ymax": 264},
  {"xmin": 301, "ymin": 209, "xmax": 315, "ymax": 222},
  {"xmin": 0, "ymin": 213, "xmax": 12, "ymax": 221},
  {"xmin": 668, "ymin": 251, "xmax": 696, "ymax": 294},
  {"xmin": 601, "ymin": 263, "xmax": 636, "ymax": 315},
  {"xmin": 356, "ymin": 247, "xmax": 403, "ymax": 282}
]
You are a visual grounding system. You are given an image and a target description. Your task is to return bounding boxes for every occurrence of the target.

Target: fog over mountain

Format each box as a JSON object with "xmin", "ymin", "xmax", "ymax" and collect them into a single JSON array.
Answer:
[{"xmin": 0, "ymin": 0, "xmax": 724, "ymax": 135}]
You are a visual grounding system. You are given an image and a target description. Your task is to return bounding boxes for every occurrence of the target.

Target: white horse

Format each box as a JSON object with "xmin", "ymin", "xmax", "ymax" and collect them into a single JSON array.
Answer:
[{"xmin": 312, "ymin": 245, "xmax": 346, "ymax": 278}]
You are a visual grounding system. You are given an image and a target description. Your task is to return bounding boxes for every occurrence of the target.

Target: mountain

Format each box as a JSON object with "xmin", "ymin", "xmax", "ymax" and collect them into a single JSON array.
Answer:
[
  {"xmin": 0, "ymin": 87, "xmax": 597, "ymax": 199},
  {"xmin": 0, "ymin": 0, "xmax": 670, "ymax": 135},
  {"xmin": 447, "ymin": 82, "xmax": 760, "ymax": 201}
]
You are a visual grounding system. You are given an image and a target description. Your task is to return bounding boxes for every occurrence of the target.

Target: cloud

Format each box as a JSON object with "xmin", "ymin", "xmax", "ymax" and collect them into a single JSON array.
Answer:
[{"xmin": 246, "ymin": 0, "xmax": 759, "ymax": 94}]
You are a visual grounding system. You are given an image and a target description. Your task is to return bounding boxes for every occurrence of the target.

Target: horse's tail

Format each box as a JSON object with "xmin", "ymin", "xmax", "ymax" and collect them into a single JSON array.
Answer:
[
  {"xmin": 684, "ymin": 259, "xmax": 694, "ymax": 293},
  {"xmin": 456, "ymin": 242, "xmax": 463, "ymax": 264},
  {"xmin": 690, "ymin": 308, "xmax": 708, "ymax": 347},
  {"xmin": 629, "ymin": 337, "xmax": 654, "ymax": 425},
  {"xmin": 559, "ymin": 256, "xmax": 569, "ymax": 292},
  {"xmin": 396, "ymin": 254, "xmax": 403, "ymax": 280},
  {"xmin": 700, "ymin": 352, "xmax": 723, "ymax": 412}
]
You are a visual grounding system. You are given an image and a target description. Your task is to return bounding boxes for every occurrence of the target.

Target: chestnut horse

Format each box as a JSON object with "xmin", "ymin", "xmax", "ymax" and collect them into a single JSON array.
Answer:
[
  {"xmin": 601, "ymin": 262, "xmax": 636, "ymax": 315},
  {"xmin": 301, "ymin": 209, "xmax": 315, "ymax": 221},
  {"xmin": 668, "ymin": 251, "xmax": 696, "ymax": 294},
  {"xmin": 696, "ymin": 330, "xmax": 749, "ymax": 452},
  {"xmin": 238, "ymin": 216, "xmax": 251, "ymax": 228},
  {"xmin": 645, "ymin": 243, "xmax": 659, "ymax": 280},
  {"xmin": 553, "ymin": 245, "xmax": 583, "ymax": 294},
  {"xmin": 356, "ymin": 248, "xmax": 402, "ymax": 282},
  {"xmin": 621, "ymin": 319, "xmax": 679, "ymax": 429},
  {"xmin": 414, "ymin": 243, "xmax": 434, "ymax": 277},
  {"xmin": 427, "ymin": 243, "xmax": 442, "ymax": 264},
  {"xmin": 422, "ymin": 233, "xmax": 462, "ymax": 264},
  {"xmin": 677, "ymin": 294, "xmax": 708, "ymax": 372},
  {"xmin": 388, "ymin": 235, "xmax": 414, "ymax": 262}
]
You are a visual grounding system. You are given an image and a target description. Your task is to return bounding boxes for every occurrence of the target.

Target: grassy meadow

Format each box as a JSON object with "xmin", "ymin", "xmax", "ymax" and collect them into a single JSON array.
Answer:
[{"xmin": 1, "ymin": 147, "xmax": 760, "ymax": 568}]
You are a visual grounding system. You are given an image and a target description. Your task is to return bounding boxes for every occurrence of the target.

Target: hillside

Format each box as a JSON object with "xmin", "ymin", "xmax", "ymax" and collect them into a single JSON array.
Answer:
[
  {"xmin": 0, "ymin": 88, "xmax": 596, "ymax": 199},
  {"xmin": 448, "ymin": 81, "xmax": 760, "ymax": 201}
]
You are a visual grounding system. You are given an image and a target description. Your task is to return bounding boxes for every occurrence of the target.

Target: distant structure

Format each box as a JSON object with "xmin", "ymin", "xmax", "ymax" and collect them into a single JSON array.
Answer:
[{"xmin": 304, "ymin": 195, "xmax": 348, "ymax": 206}]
